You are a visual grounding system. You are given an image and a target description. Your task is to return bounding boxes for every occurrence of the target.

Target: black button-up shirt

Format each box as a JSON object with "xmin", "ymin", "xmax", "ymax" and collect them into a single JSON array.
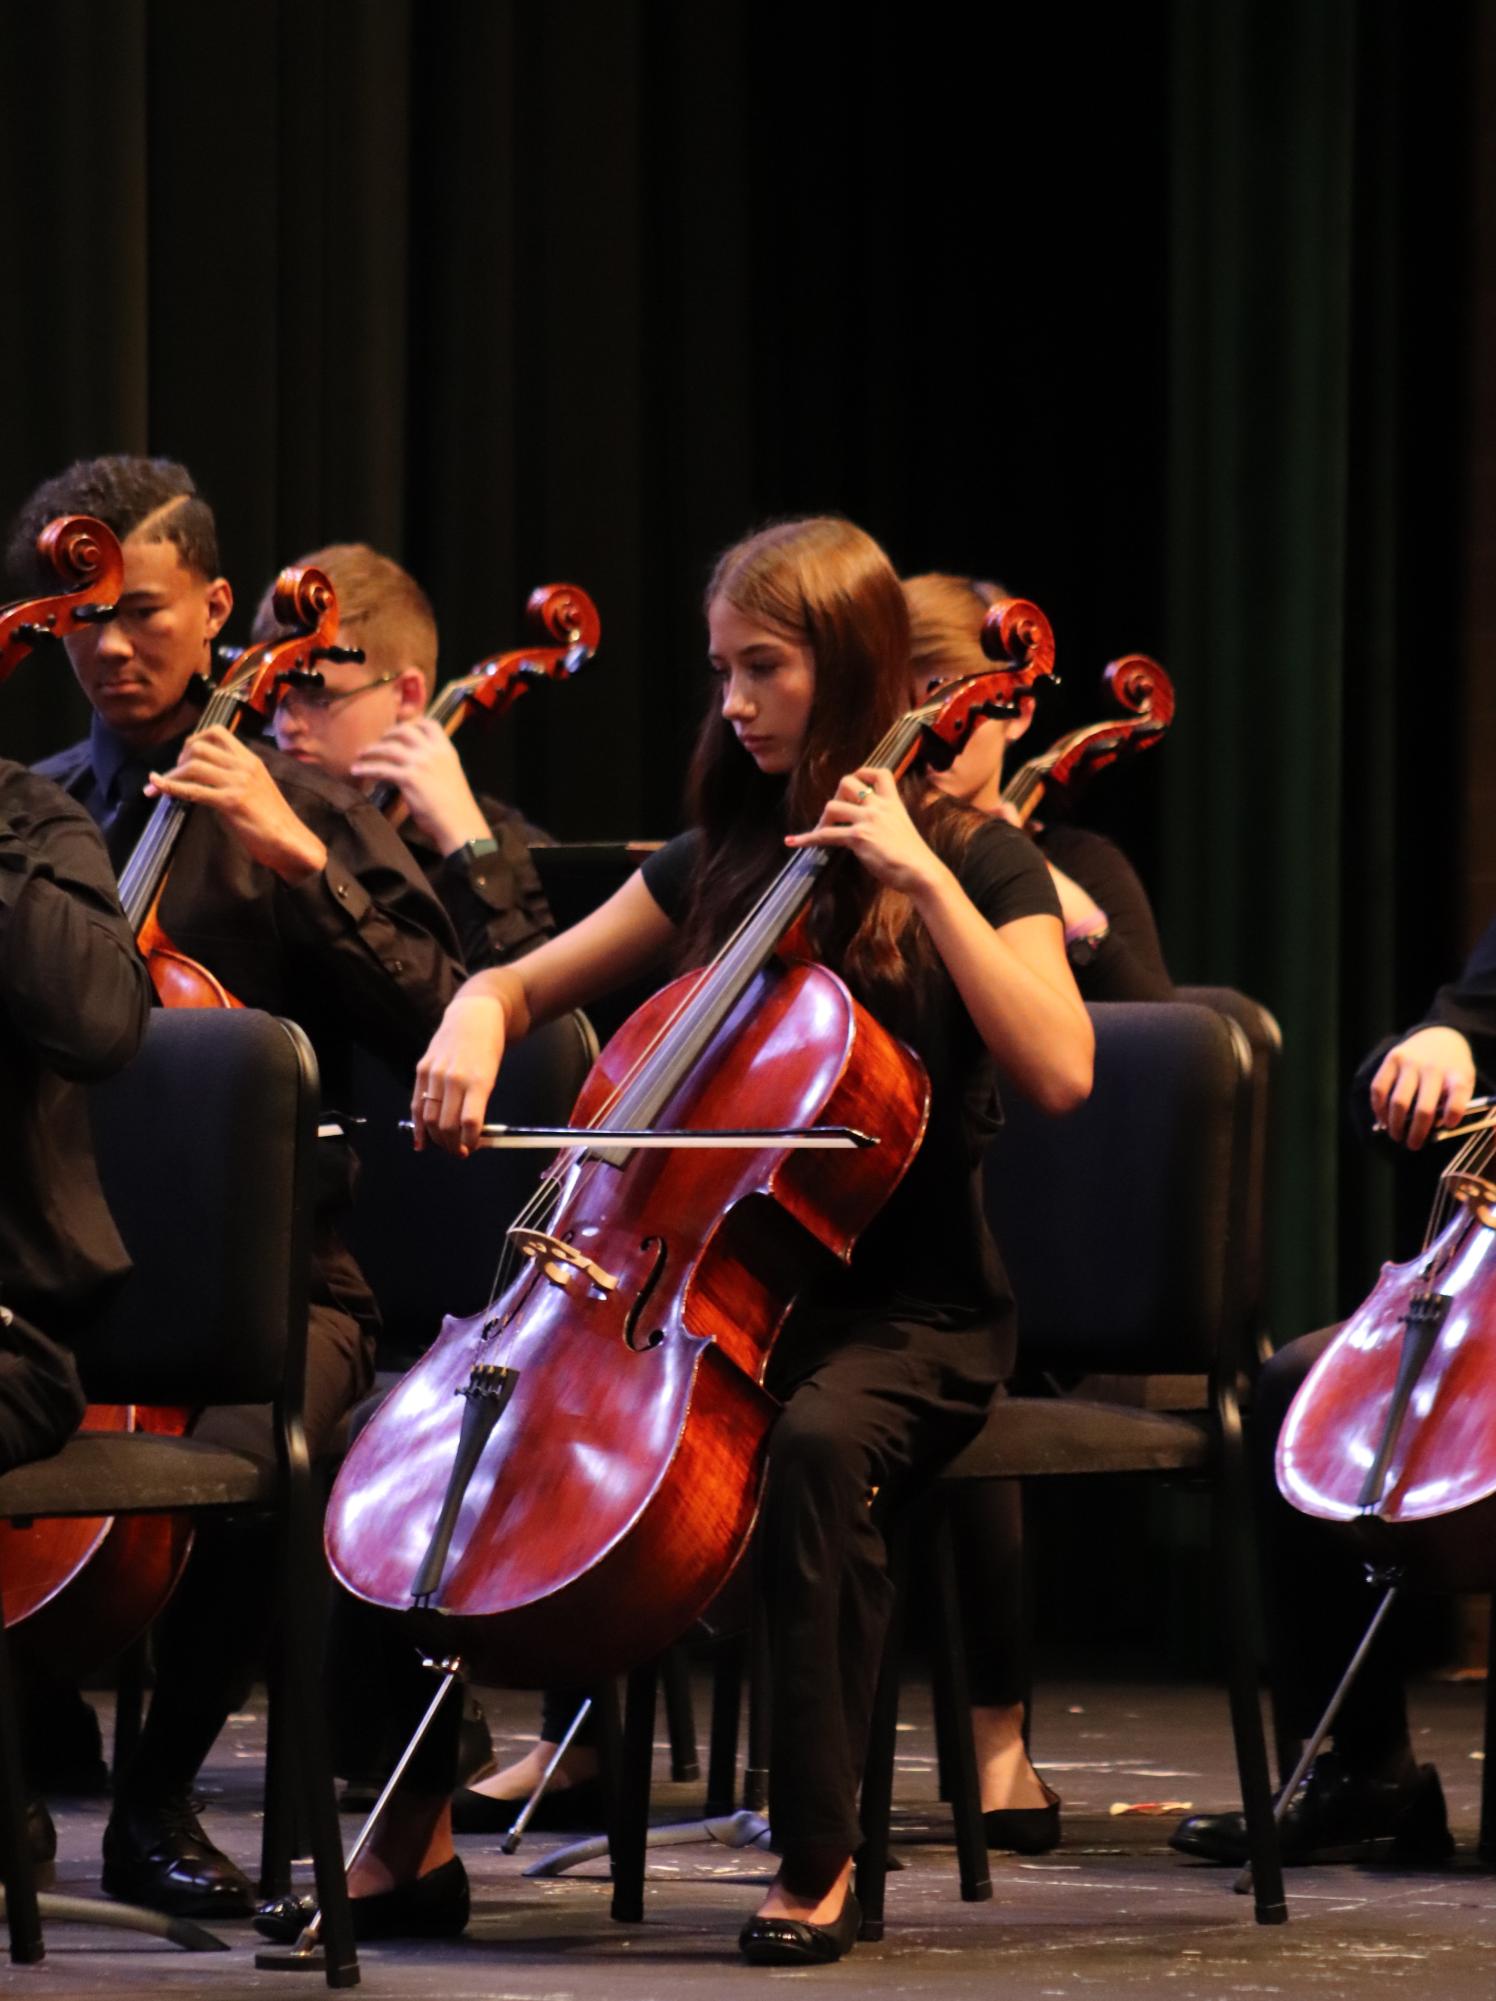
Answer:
[{"xmin": 35, "ymin": 724, "xmax": 465, "ymax": 1111}]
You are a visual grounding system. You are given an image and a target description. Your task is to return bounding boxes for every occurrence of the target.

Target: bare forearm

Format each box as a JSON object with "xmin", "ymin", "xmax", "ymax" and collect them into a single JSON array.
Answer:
[{"xmin": 912, "ymin": 865, "xmax": 1093, "ymax": 1112}]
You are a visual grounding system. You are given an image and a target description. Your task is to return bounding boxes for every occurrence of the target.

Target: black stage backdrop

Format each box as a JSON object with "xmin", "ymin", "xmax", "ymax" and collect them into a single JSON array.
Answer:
[{"xmin": 0, "ymin": 0, "xmax": 1480, "ymax": 1342}]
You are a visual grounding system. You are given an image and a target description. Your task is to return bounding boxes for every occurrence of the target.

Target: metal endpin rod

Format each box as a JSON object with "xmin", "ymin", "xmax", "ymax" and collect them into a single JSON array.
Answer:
[
  {"xmin": 1234, "ymin": 1584, "xmax": 1399, "ymax": 1895},
  {"xmin": 286, "ymin": 1659, "xmax": 463, "ymax": 1953},
  {"xmin": 500, "ymin": 1697, "xmax": 594, "ymax": 1854}
]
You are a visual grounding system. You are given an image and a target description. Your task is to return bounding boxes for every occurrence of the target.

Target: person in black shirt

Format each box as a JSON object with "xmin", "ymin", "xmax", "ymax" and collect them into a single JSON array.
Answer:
[
  {"xmin": 906, "ymin": 572, "xmax": 1173, "ymax": 1002},
  {"xmin": 251, "ymin": 542, "xmax": 552, "ymax": 971},
  {"xmin": 8, "ymin": 455, "xmax": 464, "ymax": 1918},
  {"xmin": 1171, "ymin": 945, "xmax": 1496, "ymax": 1868},
  {"xmin": 0, "ymin": 760, "xmax": 151, "ymax": 1465},
  {"xmin": 903, "ymin": 569, "xmax": 1175, "ymax": 1855},
  {"xmin": 281, "ymin": 517, "xmax": 1092, "ymax": 1961}
]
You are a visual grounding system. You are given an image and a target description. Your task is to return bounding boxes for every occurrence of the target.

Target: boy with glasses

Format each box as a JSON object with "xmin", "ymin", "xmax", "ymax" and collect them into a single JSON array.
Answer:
[{"xmin": 257, "ymin": 543, "xmax": 552, "ymax": 971}]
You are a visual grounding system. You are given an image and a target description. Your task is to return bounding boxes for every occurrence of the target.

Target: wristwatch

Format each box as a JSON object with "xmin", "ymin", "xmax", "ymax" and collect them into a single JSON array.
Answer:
[
  {"xmin": 452, "ymin": 836, "xmax": 500, "ymax": 870},
  {"xmin": 1064, "ymin": 919, "xmax": 1110, "ymax": 967}
]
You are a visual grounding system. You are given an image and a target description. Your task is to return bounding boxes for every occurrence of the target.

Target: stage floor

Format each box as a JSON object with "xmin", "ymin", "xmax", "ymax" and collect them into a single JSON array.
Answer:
[{"xmin": 19, "ymin": 1673, "xmax": 1496, "ymax": 1999}]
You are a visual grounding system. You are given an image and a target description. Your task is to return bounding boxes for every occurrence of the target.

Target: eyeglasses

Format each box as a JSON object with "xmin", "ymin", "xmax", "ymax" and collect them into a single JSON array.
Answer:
[{"xmin": 274, "ymin": 671, "xmax": 399, "ymax": 718}]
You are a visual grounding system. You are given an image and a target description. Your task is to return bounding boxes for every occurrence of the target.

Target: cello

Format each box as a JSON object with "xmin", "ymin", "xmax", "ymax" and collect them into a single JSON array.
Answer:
[
  {"xmin": 0, "ymin": 515, "xmax": 124, "ymax": 675},
  {"xmin": 1224, "ymin": 1097, "xmax": 1496, "ymax": 1885},
  {"xmin": 325, "ymin": 595, "xmax": 1058, "ymax": 1689},
  {"xmin": 364, "ymin": 583, "xmax": 599, "ymax": 829},
  {"xmin": 1001, "ymin": 653, "xmax": 1175, "ymax": 826},
  {"xmin": 120, "ymin": 564, "xmax": 358, "ymax": 1007}
]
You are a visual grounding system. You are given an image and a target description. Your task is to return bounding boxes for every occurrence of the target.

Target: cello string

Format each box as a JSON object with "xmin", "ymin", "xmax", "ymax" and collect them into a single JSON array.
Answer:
[
  {"xmin": 581, "ymin": 712, "xmax": 914, "ymax": 1137},
  {"xmin": 465, "ymin": 694, "xmax": 982, "ymax": 1350}
]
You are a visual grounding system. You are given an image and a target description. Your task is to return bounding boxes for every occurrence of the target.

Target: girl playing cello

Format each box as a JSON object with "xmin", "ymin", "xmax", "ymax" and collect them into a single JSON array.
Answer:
[{"xmin": 403, "ymin": 515, "xmax": 1092, "ymax": 1961}]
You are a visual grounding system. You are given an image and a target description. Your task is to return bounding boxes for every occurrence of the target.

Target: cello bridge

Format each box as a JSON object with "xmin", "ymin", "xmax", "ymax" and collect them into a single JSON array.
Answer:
[
  {"xmin": 1445, "ymin": 1170, "xmax": 1496, "ymax": 1229},
  {"xmin": 507, "ymin": 1226, "xmax": 620, "ymax": 1293}
]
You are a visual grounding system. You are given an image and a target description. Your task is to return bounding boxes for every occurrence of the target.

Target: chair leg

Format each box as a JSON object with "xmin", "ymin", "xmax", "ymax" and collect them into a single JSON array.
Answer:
[
  {"xmin": 705, "ymin": 1634, "xmax": 744, "ymax": 1814},
  {"xmin": 1215, "ymin": 1398, "xmax": 1287, "ymax": 1925},
  {"xmin": 0, "ymin": 1618, "xmax": 43, "ymax": 1964},
  {"xmin": 744, "ymin": 1589, "xmax": 770, "ymax": 1815},
  {"xmin": 610, "ymin": 1661, "xmax": 657, "ymax": 1923},
  {"xmin": 1480, "ymin": 1598, "xmax": 1496, "ymax": 1864},
  {"xmin": 112, "ymin": 1630, "xmax": 149, "ymax": 1781},
  {"xmin": 928, "ymin": 1501, "xmax": 992, "ymax": 1903},
  {"xmin": 259, "ymin": 1649, "xmax": 296, "ymax": 1900},
  {"xmin": 855, "ymin": 1509, "xmax": 910, "ymax": 1944},
  {"xmin": 277, "ymin": 1469, "xmax": 359, "ymax": 1989},
  {"xmin": 661, "ymin": 1646, "xmax": 700, "ymax": 1783}
]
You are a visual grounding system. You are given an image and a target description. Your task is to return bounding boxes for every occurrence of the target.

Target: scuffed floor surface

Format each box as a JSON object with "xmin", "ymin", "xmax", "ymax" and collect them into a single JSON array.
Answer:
[{"xmin": 10, "ymin": 1675, "xmax": 1496, "ymax": 1998}]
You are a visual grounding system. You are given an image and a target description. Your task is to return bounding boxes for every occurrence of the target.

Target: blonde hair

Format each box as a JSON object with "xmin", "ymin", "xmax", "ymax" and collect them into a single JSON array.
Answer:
[
  {"xmin": 250, "ymin": 542, "xmax": 439, "ymax": 693},
  {"xmin": 903, "ymin": 571, "xmax": 1006, "ymax": 696}
]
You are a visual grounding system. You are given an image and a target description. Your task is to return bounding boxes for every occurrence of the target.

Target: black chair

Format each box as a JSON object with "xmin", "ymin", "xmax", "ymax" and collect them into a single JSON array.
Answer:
[
  {"xmin": 855, "ymin": 998, "xmax": 1287, "ymax": 1936},
  {"xmin": 0, "ymin": 1009, "xmax": 357, "ymax": 1985},
  {"xmin": 1177, "ymin": 985, "xmax": 1282, "ymax": 1373}
]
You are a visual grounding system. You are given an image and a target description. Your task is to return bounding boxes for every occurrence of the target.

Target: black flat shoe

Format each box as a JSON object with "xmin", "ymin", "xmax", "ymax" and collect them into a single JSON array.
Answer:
[
  {"xmin": 102, "ymin": 1792, "xmax": 253, "ymax": 1917},
  {"xmin": 983, "ymin": 1779, "xmax": 1062, "ymax": 1854},
  {"xmin": 253, "ymin": 1855, "xmax": 470, "ymax": 1944},
  {"xmin": 451, "ymin": 1774, "xmax": 606, "ymax": 1835},
  {"xmin": 738, "ymin": 1888, "xmax": 861, "ymax": 1965},
  {"xmin": 1169, "ymin": 1754, "xmax": 1453, "ymax": 1867}
]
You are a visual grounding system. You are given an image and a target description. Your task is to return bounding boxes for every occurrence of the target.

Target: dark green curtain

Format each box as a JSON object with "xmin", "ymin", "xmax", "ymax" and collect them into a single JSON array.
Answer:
[
  {"xmin": 0, "ymin": 0, "xmax": 1478, "ymax": 1340},
  {"xmin": 1165, "ymin": 0, "xmax": 1473, "ymax": 1336},
  {"xmin": 0, "ymin": 0, "xmax": 1175, "ymax": 816}
]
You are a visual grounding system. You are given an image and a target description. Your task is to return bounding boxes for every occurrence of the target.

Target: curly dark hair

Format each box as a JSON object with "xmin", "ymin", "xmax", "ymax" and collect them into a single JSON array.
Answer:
[{"xmin": 6, "ymin": 455, "xmax": 220, "ymax": 592}]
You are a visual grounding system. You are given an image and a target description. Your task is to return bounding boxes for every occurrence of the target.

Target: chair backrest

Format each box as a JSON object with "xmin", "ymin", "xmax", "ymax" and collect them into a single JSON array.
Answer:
[
  {"xmin": 984, "ymin": 1000, "xmax": 1253, "ymax": 1376},
  {"xmin": 79, "ymin": 1008, "xmax": 317, "ymax": 1407},
  {"xmin": 1175, "ymin": 985, "xmax": 1280, "ymax": 1368},
  {"xmin": 343, "ymin": 1010, "xmax": 598, "ymax": 1365}
]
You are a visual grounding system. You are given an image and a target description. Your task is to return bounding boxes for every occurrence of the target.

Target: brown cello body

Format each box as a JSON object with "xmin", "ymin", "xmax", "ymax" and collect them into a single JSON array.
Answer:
[
  {"xmin": 1277, "ymin": 1181, "xmax": 1496, "ymax": 1591},
  {"xmin": 327, "ymin": 958, "xmax": 928, "ymax": 1686}
]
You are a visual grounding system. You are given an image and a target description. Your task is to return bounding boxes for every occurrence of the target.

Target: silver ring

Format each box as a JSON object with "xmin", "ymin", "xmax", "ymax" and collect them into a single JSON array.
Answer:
[
  {"xmin": 421, "ymin": 1093, "xmax": 442, "ymax": 1101},
  {"xmin": 855, "ymin": 784, "xmax": 872, "ymax": 803}
]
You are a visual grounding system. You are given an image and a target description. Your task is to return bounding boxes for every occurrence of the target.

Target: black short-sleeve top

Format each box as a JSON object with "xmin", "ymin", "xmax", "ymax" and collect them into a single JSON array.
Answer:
[{"xmin": 639, "ymin": 820, "xmax": 1059, "ymax": 1359}]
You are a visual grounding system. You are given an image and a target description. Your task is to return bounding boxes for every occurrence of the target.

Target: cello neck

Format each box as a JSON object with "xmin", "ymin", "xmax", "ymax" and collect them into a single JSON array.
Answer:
[
  {"xmin": 595, "ymin": 712, "xmax": 926, "ymax": 1158},
  {"xmin": 116, "ymin": 681, "xmax": 248, "ymax": 934},
  {"xmin": 368, "ymin": 679, "xmax": 469, "ymax": 819},
  {"xmin": 1000, "ymin": 753, "xmax": 1053, "ymax": 825}
]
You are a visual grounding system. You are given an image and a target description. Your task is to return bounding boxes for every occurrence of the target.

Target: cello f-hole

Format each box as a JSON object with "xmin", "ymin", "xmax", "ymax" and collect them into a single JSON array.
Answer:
[{"xmin": 623, "ymin": 1237, "xmax": 669, "ymax": 1351}]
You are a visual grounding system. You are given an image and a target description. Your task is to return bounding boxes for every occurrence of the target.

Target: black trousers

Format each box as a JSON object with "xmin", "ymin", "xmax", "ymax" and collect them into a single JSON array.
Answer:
[
  {"xmin": 117, "ymin": 1237, "xmax": 376, "ymax": 1806},
  {"xmin": 1255, "ymin": 1326, "xmax": 1413, "ymax": 1769},
  {"xmin": 0, "ymin": 1304, "xmax": 86, "ymax": 1476},
  {"xmin": 756, "ymin": 1311, "xmax": 1001, "ymax": 1860}
]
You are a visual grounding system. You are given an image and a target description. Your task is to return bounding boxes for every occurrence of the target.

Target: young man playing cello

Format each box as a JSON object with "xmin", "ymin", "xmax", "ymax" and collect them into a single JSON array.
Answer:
[
  {"xmin": 1173, "ymin": 950, "xmax": 1496, "ymax": 1866},
  {"xmin": 7, "ymin": 454, "xmax": 465, "ymax": 1918},
  {"xmin": 251, "ymin": 542, "xmax": 552, "ymax": 971}
]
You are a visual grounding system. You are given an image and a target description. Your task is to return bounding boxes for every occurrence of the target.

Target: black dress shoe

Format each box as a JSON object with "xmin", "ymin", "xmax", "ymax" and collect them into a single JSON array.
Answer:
[
  {"xmin": 984, "ymin": 1778, "xmax": 1062, "ymax": 1854},
  {"xmin": 451, "ymin": 1773, "xmax": 606, "ymax": 1835},
  {"xmin": 102, "ymin": 1793, "xmax": 254, "ymax": 1917},
  {"xmin": 739, "ymin": 1888, "xmax": 861, "ymax": 1965},
  {"xmin": 252, "ymin": 1855, "xmax": 470, "ymax": 1944},
  {"xmin": 1170, "ymin": 1753, "xmax": 1453, "ymax": 1867}
]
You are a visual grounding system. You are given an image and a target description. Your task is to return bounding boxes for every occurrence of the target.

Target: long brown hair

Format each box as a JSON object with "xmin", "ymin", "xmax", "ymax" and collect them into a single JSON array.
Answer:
[{"xmin": 677, "ymin": 518, "xmax": 979, "ymax": 1014}]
